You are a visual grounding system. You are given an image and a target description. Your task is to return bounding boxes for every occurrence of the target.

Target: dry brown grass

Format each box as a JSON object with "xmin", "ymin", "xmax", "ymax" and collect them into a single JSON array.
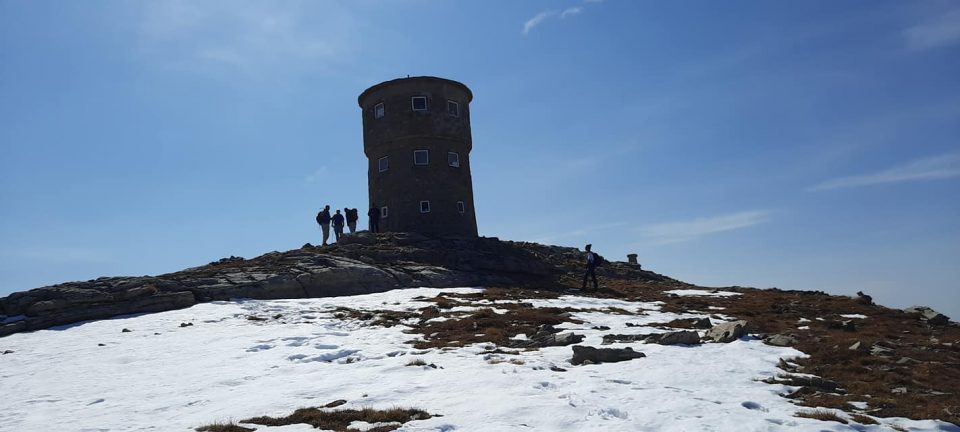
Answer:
[
  {"xmin": 405, "ymin": 358, "xmax": 427, "ymax": 366},
  {"xmin": 591, "ymin": 276, "xmax": 960, "ymax": 425},
  {"xmin": 195, "ymin": 422, "xmax": 255, "ymax": 432},
  {"xmin": 410, "ymin": 305, "xmax": 580, "ymax": 349},
  {"xmin": 795, "ymin": 409, "xmax": 848, "ymax": 424},
  {"xmin": 243, "ymin": 407, "xmax": 430, "ymax": 432},
  {"xmin": 849, "ymin": 413, "xmax": 879, "ymax": 425}
]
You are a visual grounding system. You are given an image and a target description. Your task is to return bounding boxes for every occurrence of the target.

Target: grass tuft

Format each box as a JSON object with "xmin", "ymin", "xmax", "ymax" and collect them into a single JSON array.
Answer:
[
  {"xmin": 243, "ymin": 407, "xmax": 430, "ymax": 432},
  {"xmin": 795, "ymin": 409, "xmax": 848, "ymax": 424}
]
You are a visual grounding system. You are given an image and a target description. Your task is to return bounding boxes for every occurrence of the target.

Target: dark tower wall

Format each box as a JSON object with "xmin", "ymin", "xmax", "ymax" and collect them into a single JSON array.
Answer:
[{"xmin": 358, "ymin": 76, "xmax": 478, "ymax": 237}]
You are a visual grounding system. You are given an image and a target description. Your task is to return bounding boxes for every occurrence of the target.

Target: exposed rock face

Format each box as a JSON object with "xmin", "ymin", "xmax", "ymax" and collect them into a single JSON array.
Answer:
[
  {"xmin": 904, "ymin": 306, "xmax": 950, "ymax": 326},
  {"xmin": 704, "ymin": 320, "xmax": 750, "ymax": 343},
  {"xmin": 602, "ymin": 331, "xmax": 701, "ymax": 346},
  {"xmin": 1, "ymin": 233, "xmax": 670, "ymax": 337},
  {"xmin": 570, "ymin": 345, "xmax": 646, "ymax": 365}
]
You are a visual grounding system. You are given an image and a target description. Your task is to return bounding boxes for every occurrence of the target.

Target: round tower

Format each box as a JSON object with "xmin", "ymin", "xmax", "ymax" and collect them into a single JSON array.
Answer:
[{"xmin": 358, "ymin": 76, "xmax": 478, "ymax": 237}]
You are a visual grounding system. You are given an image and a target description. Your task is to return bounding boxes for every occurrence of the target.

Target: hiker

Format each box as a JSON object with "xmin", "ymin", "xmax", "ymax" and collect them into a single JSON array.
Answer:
[
  {"xmin": 368, "ymin": 203, "xmax": 380, "ymax": 233},
  {"xmin": 332, "ymin": 210, "xmax": 345, "ymax": 242},
  {"xmin": 582, "ymin": 244, "xmax": 601, "ymax": 291},
  {"xmin": 345, "ymin": 207, "xmax": 358, "ymax": 234},
  {"xmin": 316, "ymin": 205, "xmax": 332, "ymax": 246}
]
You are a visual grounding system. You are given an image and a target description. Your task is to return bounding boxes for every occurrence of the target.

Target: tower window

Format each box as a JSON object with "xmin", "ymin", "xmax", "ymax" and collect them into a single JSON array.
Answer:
[
  {"xmin": 411, "ymin": 96, "xmax": 427, "ymax": 111},
  {"xmin": 414, "ymin": 149, "xmax": 429, "ymax": 165},
  {"xmin": 374, "ymin": 102, "xmax": 385, "ymax": 119},
  {"xmin": 447, "ymin": 100, "xmax": 459, "ymax": 117},
  {"xmin": 457, "ymin": 201, "xmax": 465, "ymax": 214},
  {"xmin": 420, "ymin": 201, "xmax": 431, "ymax": 213},
  {"xmin": 448, "ymin": 152, "xmax": 460, "ymax": 168},
  {"xmin": 381, "ymin": 207, "xmax": 388, "ymax": 218},
  {"xmin": 378, "ymin": 156, "xmax": 389, "ymax": 172}
]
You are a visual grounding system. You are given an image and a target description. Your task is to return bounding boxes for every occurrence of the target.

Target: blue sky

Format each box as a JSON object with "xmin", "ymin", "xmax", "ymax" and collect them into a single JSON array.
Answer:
[{"xmin": 1, "ymin": 0, "xmax": 958, "ymax": 317}]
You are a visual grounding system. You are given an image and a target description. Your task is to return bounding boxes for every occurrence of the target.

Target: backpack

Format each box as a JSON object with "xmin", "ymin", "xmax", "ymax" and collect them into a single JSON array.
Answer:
[{"xmin": 592, "ymin": 252, "xmax": 605, "ymax": 267}]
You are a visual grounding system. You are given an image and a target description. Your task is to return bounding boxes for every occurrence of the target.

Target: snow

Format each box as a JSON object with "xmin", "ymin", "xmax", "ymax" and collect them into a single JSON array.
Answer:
[
  {"xmin": 665, "ymin": 289, "xmax": 741, "ymax": 297},
  {"xmin": 797, "ymin": 326, "xmax": 810, "ymax": 330},
  {"xmin": 797, "ymin": 318, "xmax": 811, "ymax": 323},
  {"xmin": 841, "ymin": 314, "xmax": 868, "ymax": 319},
  {"xmin": 0, "ymin": 287, "xmax": 953, "ymax": 432}
]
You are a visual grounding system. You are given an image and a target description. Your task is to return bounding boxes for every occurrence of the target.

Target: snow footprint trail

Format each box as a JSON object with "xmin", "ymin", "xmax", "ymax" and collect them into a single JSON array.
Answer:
[{"xmin": 0, "ymin": 287, "xmax": 955, "ymax": 432}]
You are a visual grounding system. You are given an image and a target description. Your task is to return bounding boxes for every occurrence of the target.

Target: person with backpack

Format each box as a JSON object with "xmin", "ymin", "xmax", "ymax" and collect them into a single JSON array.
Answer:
[
  {"xmin": 582, "ymin": 244, "xmax": 602, "ymax": 291},
  {"xmin": 368, "ymin": 203, "xmax": 380, "ymax": 233},
  {"xmin": 345, "ymin": 208, "xmax": 358, "ymax": 234},
  {"xmin": 316, "ymin": 205, "xmax": 332, "ymax": 246},
  {"xmin": 332, "ymin": 209, "xmax": 345, "ymax": 242}
]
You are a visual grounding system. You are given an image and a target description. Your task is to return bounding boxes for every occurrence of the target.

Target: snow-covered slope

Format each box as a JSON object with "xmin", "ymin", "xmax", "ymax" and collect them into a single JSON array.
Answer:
[{"xmin": 0, "ymin": 288, "xmax": 953, "ymax": 432}]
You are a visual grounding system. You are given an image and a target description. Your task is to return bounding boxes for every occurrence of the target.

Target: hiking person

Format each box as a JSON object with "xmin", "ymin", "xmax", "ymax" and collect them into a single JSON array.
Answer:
[
  {"xmin": 345, "ymin": 207, "xmax": 358, "ymax": 234},
  {"xmin": 368, "ymin": 203, "xmax": 380, "ymax": 233},
  {"xmin": 582, "ymin": 244, "xmax": 601, "ymax": 291},
  {"xmin": 332, "ymin": 210, "xmax": 345, "ymax": 242},
  {"xmin": 316, "ymin": 205, "xmax": 332, "ymax": 246}
]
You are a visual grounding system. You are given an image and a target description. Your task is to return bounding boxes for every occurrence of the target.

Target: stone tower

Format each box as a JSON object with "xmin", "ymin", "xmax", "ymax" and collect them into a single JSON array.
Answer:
[{"xmin": 358, "ymin": 76, "xmax": 478, "ymax": 237}]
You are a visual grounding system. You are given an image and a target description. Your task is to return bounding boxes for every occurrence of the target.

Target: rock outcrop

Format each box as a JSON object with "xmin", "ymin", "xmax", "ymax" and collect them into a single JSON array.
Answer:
[
  {"xmin": 704, "ymin": 320, "xmax": 750, "ymax": 343},
  {"xmin": 1, "ymin": 232, "xmax": 670, "ymax": 337},
  {"xmin": 570, "ymin": 346, "xmax": 646, "ymax": 365},
  {"xmin": 904, "ymin": 306, "xmax": 950, "ymax": 326}
]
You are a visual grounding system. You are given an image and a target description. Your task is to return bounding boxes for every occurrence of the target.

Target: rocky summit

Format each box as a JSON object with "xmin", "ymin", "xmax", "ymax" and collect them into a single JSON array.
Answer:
[{"xmin": 0, "ymin": 232, "xmax": 666, "ymax": 337}]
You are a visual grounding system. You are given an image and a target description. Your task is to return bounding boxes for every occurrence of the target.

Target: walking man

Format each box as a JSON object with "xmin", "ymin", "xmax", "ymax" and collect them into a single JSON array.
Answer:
[
  {"xmin": 332, "ymin": 210, "xmax": 345, "ymax": 242},
  {"xmin": 316, "ymin": 205, "xmax": 332, "ymax": 246},
  {"xmin": 582, "ymin": 244, "xmax": 600, "ymax": 291},
  {"xmin": 368, "ymin": 203, "xmax": 380, "ymax": 233},
  {"xmin": 345, "ymin": 208, "xmax": 358, "ymax": 234}
]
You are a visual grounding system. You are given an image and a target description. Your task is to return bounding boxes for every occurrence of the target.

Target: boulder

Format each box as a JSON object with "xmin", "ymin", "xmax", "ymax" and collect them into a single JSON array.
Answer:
[
  {"xmin": 704, "ymin": 320, "xmax": 749, "ymax": 343},
  {"xmin": 570, "ymin": 345, "xmax": 645, "ymax": 365},
  {"xmin": 855, "ymin": 291, "xmax": 873, "ymax": 305},
  {"xmin": 763, "ymin": 334, "xmax": 797, "ymax": 347},
  {"xmin": 692, "ymin": 317, "xmax": 713, "ymax": 329},
  {"xmin": 904, "ymin": 306, "xmax": 950, "ymax": 326},
  {"xmin": 648, "ymin": 331, "xmax": 701, "ymax": 346}
]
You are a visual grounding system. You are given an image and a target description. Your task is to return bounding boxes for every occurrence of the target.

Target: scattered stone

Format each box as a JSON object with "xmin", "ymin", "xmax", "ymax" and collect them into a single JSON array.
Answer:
[
  {"xmin": 692, "ymin": 317, "xmax": 713, "ymax": 329},
  {"xmin": 2, "ymin": 350, "xmax": 13, "ymax": 355},
  {"xmin": 870, "ymin": 343, "xmax": 894, "ymax": 357},
  {"xmin": 896, "ymin": 357, "xmax": 920, "ymax": 365},
  {"xmin": 892, "ymin": 387, "xmax": 907, "ymax": 394},
  {"xmin": 592, "ymin": 325, "xmax": 611, "ymax": 331},
  {"xmin": 550, "ymin": 366, "xmax": 567, "ymax": 372},
  {"xmin": 324, "ymin": 399, "xmax": 347, "ymax": 408},
  {"xmin": 704, "ymin": 320, "xmax": 749, "ymax": 343},
  {"xmin": 849, "ymin": 341, "xmax": 868, "ymax": 352},
  {"xmin": 904, "ymin": 306, "xmax": 950, "ymax": 326},
  {"xmin": 625, "ymin": 323, "xmax": 642, "ymax": 327},
  {"xmin": 121, "ymin": 328, "xmax": 132, "ymax": 333},
  {"xmin": 570, "ymin": 345, "xmax": 645, "ymax": 365},
  {"xmin": 179, "ymin": 322, "xmax": 193, "ymax": 328},
  {"xmin": 764, "ymin": 374, "xmax": 839, "ymax": 392},
  {"xmin": 763, "ymin": 334, "xmax": 797, "ymax": 347},
  {"xmin": 246, "ymin": 315, "xmax": 267, "ymax": 321},
  {"xmin": 97, "ymin": 343, "xmax": 105, "ymax": 346},
  {"xmin": 272, "ymin": 313, "xmax": 283, "ymax": 319},
  {"xmin": 828, "ymin": 320, "xmax": 857, "ymax": 331}
]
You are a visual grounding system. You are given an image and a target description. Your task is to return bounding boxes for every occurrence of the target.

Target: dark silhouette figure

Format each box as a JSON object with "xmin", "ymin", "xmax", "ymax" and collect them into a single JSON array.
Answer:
[
  {"xmin": 345, "ymin": 208, "xmax": 358, "ymax": 234},
  {"xmin": 368, "ymin": 203, "xmax": 380, "ymax": 233},
  {"xmin": 582, "ymin": 244, "xmax": 599, "ymax": 291},
  {"xmin": 332, "ymin": 210, "xmax": 345, "ymax": 242},
  {"xmin": 316, "ymin": 205, "xmax": 332, "ymax": 246}
]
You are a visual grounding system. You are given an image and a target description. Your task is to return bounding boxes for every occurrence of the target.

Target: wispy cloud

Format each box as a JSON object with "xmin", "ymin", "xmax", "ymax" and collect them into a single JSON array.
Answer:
[
  {"xmin": 808, "ymin": 153, "xmax": 960, "ymax": 191},
  {"xmin": 135, "ymin": 0, "xmax": 360, "ymax": 83},
  {"xmin": 561, "ymin": 7, "xmax": 583, "ymax": 19},
  {"xmin": 903, "ymin": 7, "xmax": 960, "ymax": 50},
  {"xmin": 523, "ymin": 11, "xmax": 558, "ymax": 35},
  {"xmin": 531, "ymin": 221, "xmax": 627, "ymax": 244},
  {"xmin": 305, "ymin": 166, "xmax": 329, "ymax": 183},
  {"xmin": 522, "ymin": 0, "xmax": 602, "ymax": 35},
  {"xmin": 638, "ymin": 210, "xmax": 772, "ymax": 244}
]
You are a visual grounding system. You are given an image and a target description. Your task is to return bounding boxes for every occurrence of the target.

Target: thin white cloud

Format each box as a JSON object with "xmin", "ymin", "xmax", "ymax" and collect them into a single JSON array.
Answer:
[
  {"xmin": 136, "ymin": 0, "xmax": 360, "ymax": 83},
  {"xmin": 808, "ymin": 153, "xmax": 960, "ymax": 191},
  {"xmin": 561, "ymin": 7, "xmax": 583, "ymax": 19},
  {"xmin": 638, "ymin": 210, "xmax": 772, "ymax": 244},
  {"xmin": 523, "ymin": 11, "xmax": 557, "ymax": 35},
  {"xmin": 305, "ymin": 166, "xmax": 329, "ymax": 183},
  {"xmin": 903, "ymin": 7, "xmax": 960, "ymax": 50}
]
